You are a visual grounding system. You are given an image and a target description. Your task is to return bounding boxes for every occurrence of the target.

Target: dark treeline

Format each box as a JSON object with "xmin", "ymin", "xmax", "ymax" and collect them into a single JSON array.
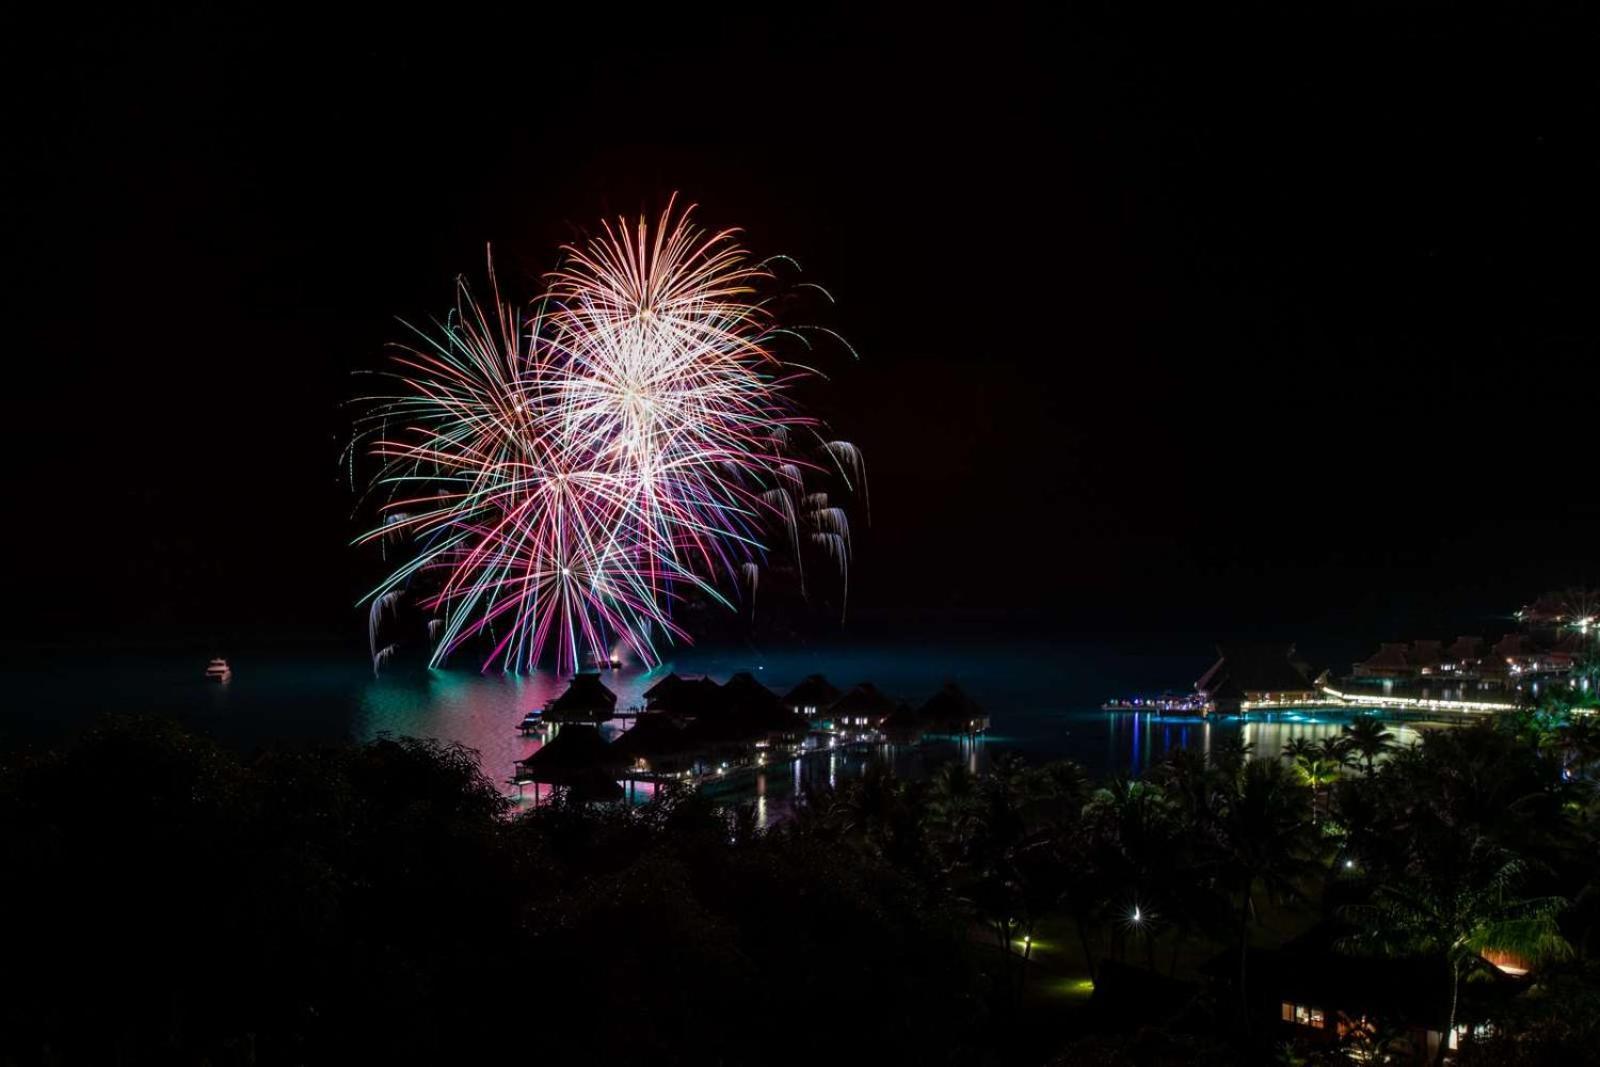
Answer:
[{"xmin": 4, "ymin": 690, "xmax": 1600, "ymax": 1065}]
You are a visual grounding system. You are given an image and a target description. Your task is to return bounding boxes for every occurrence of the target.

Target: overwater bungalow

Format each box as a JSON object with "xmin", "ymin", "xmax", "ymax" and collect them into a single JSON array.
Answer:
[
  {"xmin": 544, "ymin": 672, "xmax": 619, "ymax": 723},
  {"xmin": 642, "ymin": 672, "xmax": 686, "ymax": 711},
  {"xmin": 648, "ymin": 675, "xmax": 724, "ymax": 717},
  {"xmin": 918, "ymin": 682, "xmax": 989, "ymax": 735},
  {"xmin": 828, "ymin": 682, "xmax": 897, "ymax": 732},
  {"xmin": 1445, "ymin": 635, "xmax": 1486, "ymax": 673},
  {"xmin": 1352, "ymin": 642, "xmax": 1412, "ymax": 680},
  {"xmin": 513, "ymin": 724, "xmax": 625, "ymax": 803},
  {"xmin": 611, "ymin": 713, "xmax": 695, "ymax": 777},
  {"xmin": 880, "ymin": 702, "xmax": 926, "ymax": 744},
  {"xmin": 719, "ymin": 672, "xmax": 808, "ymax": 743},
  {"xmin": 783, "ymin": 674, "xmax": 841, "ymax": 720},
  {"xmin": 1194, "ymin": 643, "xmax": 1318, "ymax": 714}
]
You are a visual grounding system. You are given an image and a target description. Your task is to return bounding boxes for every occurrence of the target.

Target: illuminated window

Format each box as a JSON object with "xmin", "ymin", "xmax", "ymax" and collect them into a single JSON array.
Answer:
[{"xmin": 1293, "ymin": 1004, "xmax": 1325, "ymax": 1028}]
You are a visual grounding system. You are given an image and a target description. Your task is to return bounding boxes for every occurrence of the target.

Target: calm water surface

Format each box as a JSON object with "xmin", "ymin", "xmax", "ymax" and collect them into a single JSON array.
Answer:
[{"xmin": 4, "ymin": 639, "xmax": 1419, "ymax": 825}]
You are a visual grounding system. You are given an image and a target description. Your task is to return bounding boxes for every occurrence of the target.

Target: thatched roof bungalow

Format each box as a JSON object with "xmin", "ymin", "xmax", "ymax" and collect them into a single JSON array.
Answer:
[
  {"xmin": 514, "ymin": 724, "xmax": 625, "ymax": 802},
  {"xmin": 829, "ymin": 682, "xmax": 897, "ymax": 728},
  {"xmin": 918, "ymin": 682, "xmax": 988, "ymax": 734},
  {"xmin": 544, "ymin": 673, "xmax": 619, "ymax": 723},
  {"xmin": 610, "ymin": 713, "xmax": 694, "ymax": 775},
  {"xmin": 880, "ymin": 702, "xmax": 926, "ymax": 744},
  {"xmin": 783, "ymin": 674, "xmax": 842, "ymax": 717}
]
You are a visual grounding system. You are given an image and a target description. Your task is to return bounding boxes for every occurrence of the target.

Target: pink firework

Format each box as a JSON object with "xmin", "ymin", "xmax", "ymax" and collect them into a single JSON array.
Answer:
[{"xmin": 353, "ymin": 199, "xmax": 863, "ymax": 674}]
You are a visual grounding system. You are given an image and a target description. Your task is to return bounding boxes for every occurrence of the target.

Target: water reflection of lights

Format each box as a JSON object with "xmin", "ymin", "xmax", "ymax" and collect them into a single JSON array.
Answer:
[{"xmin": 1108, "ymin": 710, "xmax": 1416, "ymax": 773}]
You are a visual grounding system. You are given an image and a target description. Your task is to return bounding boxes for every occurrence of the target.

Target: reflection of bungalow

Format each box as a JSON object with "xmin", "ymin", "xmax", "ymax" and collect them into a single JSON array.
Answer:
[{"xmin": 1194, "ymin": 644, "xmax": 1317, "ymax": 714}]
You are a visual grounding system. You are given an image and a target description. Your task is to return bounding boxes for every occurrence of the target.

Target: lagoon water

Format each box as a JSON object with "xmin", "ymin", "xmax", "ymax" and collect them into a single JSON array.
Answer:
[{"xmin": 4, "ymin": 637, "xmax": 1417, "ymax": 825}]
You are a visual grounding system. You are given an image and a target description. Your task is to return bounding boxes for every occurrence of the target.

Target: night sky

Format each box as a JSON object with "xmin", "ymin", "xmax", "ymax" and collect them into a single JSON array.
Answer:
[{"xmin": 6, "ymin": 4, "xmax": 1597, "ymax": 648}]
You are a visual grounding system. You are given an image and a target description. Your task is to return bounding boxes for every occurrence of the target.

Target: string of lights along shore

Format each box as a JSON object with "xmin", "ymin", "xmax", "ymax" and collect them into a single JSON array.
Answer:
[{"xmin": 353, "ymin": 199, "xmax": 865, "ymax": 675}]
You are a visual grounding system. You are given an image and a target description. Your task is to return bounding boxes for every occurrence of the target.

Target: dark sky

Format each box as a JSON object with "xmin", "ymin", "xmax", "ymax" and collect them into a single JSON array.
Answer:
[{"xmin": 5, "ymin": 3, "xmax": 1597, "ymax": 647}]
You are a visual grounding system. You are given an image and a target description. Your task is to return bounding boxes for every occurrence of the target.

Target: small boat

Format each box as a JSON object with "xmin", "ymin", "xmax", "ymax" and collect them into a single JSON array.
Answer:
[
  {"xmin": 205, "ymin": 657, "xmax": 232, "ymax": 682},
  {"xmin": 518, "ymin": 708, "xmax": 544, "ymax": 732}
]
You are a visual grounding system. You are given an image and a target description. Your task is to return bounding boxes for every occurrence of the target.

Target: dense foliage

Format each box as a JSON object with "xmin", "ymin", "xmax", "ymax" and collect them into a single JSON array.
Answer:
[{"xmin": 4, "ymin": 692, "xmax": 1600, "ymax": 1065}]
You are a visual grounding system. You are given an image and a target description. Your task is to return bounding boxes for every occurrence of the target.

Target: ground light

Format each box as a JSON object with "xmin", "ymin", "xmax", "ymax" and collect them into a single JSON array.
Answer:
[{"xmin": 1047, "ymin": 977, "xmax": 1096, "ymax": 1001}]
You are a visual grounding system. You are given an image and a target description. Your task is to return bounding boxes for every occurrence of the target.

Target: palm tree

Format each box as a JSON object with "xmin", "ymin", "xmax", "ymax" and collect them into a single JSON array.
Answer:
[
  {"xmin": 1024, "ymin": 759, "xmax": 1088, "ymax": 832},
  {"xmin": 1081, "ymin": 777, "xmax": 1186, "ymax": 969},
  {"xmin": 1282, "ymin": 737, "xmax": 1317, "ymax": 764},
  {"xmin": 1552, "ymin": 715, "xmax": 1600, "ymax": 779},
  {"xmin": 1284, "ymin": 737, "xmax": 1340, "ymax": 824},
  {"xmin": 1318, "ymin": 733, "xmax": 1354, "ymax": 771},
  {"xmin": 1343, "ymin": 715, "xmax": 1398, "ymax": 775},
  {"xmin": 1218, "ymin": 759, "xmax": 1317, "ymax": 1034},
  {"xmin": 926, "ymin": 762, "xmax": 983, "ymax": 863},
  {"xmin": 1211, "ymin": 735, "xmax": 1255, "ymax": 778},
  {"xmin": 837, "ymin": 762, "xmax": 904, "ymax": 842},
  {"xmin": 1339, "ymin": 843, "xmax": 1570, "ymax": 1067}
]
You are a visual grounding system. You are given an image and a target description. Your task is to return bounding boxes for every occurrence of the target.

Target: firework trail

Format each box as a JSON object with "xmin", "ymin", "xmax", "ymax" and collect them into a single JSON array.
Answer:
[{"xmin": 353, "ymin": 199, "xmax": 862, "ymax": 674}]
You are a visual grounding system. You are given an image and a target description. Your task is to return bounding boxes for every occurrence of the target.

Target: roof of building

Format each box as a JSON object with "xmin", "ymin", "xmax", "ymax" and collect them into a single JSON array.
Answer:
[
  {"xmin": 1410, "ymin": 640, "xmax": 1443, "ymax": 666},
  {"xmin": 919, "ymin": 682, "xmax": 986, "ymax": 730},
  {"xmin": 830, "ymin": 682, "xmax": 897, "ymax": 718},
  {"xmin": 1356, "ymin": 642, "xmax": 1411, "ymax": 672},
  {"xmin": 642, "ymin": 672, "xmax": 685, "ymax": 701},
  {"xmin": 709, "ymin": 673, "xmax": 807, "ymax": 737},
  {"xmin": 548, "ymin": 673, "xmax": 618, "ymax": 717},
  {"xmin": 515, "ymin": 725, "xmax": 623, "ymax": 782},
  {"xmin": 783, "ymin": 674, "xmax": 841, "ymax": 709},
  {"xmin": 1213, "ymin": 920, "xmax": 1523, "ymax": 1031},
  {"xmin": 609, "ymin": 713, "xmax": 692, "ymax": 760},
  {"xmin": 881, "ymin": 702, "xmax": 924, "ymax": 733},
  {"xmin": 1493, "ymin": 633, "xmax": 1530, "ymax": 659},
  {"xmin": 648, "ymin": 676, "xmax": 723, "ymax": 716},
  {"xmin": 1196, "ymin": 643, "xmax": 1315, "ymax": 698}
]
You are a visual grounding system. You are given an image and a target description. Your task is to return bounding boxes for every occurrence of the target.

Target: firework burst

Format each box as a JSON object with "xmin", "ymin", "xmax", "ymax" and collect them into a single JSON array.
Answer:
[{"xmin": 352, "ymin": 199, "xmax": 862, "ymax": 673}]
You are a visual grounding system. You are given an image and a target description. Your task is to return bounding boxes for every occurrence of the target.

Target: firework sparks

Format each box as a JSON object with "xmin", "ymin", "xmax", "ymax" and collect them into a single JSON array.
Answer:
[{"xmin": 353, "ymin": 199, "xmax": 862, "ymax": 674}]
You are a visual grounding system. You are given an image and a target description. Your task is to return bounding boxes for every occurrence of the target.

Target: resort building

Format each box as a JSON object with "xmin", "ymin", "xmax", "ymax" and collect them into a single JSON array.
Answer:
[
  {"xmin": 1444, "ymin": 635, "xmax": 1486, "ymax": 673},
  {"xmin": 1193, "ymin": 644, "xmax": 1318, "ymax": 714},
  {"xmin": 543, "ymin": 673, "xmax": 619, "ymax": 723},
  {"xmin": 1346, "ymin": 598, "xmax": 1593, "ymax": 695},
  {"xmin": 827, "ymin": 682, "xmax": 898, "ymax": 734},
  {"xmin": 1352, "ymin": 643, "xmax": 1413, "ymax": 680},
  {"xmin": 918, "ymin": 682, "xmax": 990, "ymax": 735},
  {"xmin": 1231, "ymin": 923, "xmax": 1518, "ymax": 1064},
  {"xmin": 782, "ymin": 674, "xmax": 841, "ymax": 719}
]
